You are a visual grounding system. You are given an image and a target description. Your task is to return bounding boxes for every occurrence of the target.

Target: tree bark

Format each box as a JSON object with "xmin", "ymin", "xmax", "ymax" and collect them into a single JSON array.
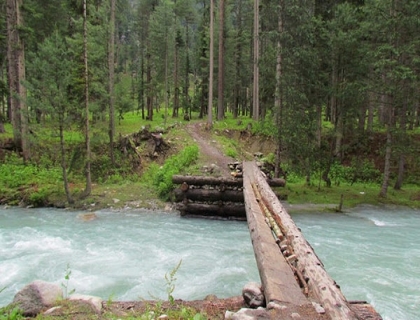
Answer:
[
  {"xmin": 172, "ymin": 7, "xmax": 180, "ymax": 118},
  {"xmin": 108, "ymin": 0, "xmax": 116, "ymax": 165},
  {"xmin": 6, "ymin": 0, "xmax": 30, "ymax": 161},
  {"xmin": 176, "ymin": 203, "xmax": 245, "ymax": 219},
  {"xmin": 59, "ymin": 119, "xmax": 74, "ymax": 204},
  {"xmin": 252, "ymin": 0, "xmax": 259, "ymax": 121},
  {"xmin": 394, "ymin": 100, "xmax": 407, "ymax": 190},
  {"xmin": 174, "ymin": 188, "xmax": 244, "ymax": 202},
  {"xmin": 244, "ymin": 161, "xmax": 358, "ymax": 319},
  {"xmin": 217, "ymin": 0, "xmax": 225, "ymax": 120},
  {"xmin": 207, "ymin": 0, "xmax": 214, "ymax": 128},
  {"xmin": 81, "ymin": 0, "xmax": 92, "ymax": 198},
  {"xmin": 379, "ymin": 118, "xmax": 393, "ymax": 198},
  {"xmin": 172, "ymin": 174, "xmax": 285, "ymax": 187},
  {"xmin": 274, "ymin": 0, "xmax": 284, "ymax": 179}
]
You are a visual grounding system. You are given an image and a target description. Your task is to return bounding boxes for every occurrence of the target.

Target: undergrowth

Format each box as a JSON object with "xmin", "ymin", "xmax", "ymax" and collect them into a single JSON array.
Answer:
[{"xmin": 143, "ymin": 145, "xmax": 199, "ymax": 200}]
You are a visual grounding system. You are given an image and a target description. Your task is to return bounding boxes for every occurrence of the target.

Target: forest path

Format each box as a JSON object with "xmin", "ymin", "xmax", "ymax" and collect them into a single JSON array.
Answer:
[{"xmin": 185, "ymin": 122, "xmax": 234, "ymax": 177}]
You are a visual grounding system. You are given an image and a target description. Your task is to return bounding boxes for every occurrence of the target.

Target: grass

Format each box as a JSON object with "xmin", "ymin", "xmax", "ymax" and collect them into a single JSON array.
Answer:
[{"xmin": 282, "ymin": 180, "xmax": 420, "ymax": 210}]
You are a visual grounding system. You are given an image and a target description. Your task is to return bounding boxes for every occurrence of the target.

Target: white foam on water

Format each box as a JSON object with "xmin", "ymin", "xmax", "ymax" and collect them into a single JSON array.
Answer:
[{"xmin": 1, "ymin": 206, "xmax": 419, "ymax": 320}]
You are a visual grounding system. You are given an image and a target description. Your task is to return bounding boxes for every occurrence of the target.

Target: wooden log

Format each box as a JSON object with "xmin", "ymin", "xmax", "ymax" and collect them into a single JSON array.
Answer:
[
  {"xmin": 248, "ymin": 161, "xmax": 358, "ymax": 320},
  {"xmin": 242, "ymin": 162, "xmax": 308, "ymax": 307},
  {"xmin": 172, "ymin": 175, "xmax": 243, "ymax": 187},
  {"xmin": 176, "ymin": 203, "xmax": 246, "ymax": 218},
  {"xmin": 172, "ymin": 175, "xmax": 285, "ymax": 187},
  {"xmin": 174, "ymin": 188, "xmax": 244, "ymax": 202}
]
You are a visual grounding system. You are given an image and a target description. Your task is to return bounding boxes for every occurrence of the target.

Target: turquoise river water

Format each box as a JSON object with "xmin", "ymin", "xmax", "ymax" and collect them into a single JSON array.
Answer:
[{"xmin": 0, "ymin": 205, "xmax": 419, "ymax": 320}]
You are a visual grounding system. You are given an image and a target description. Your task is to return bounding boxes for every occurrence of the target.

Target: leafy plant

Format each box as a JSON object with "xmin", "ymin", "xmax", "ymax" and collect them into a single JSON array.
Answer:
[
  {"xmin": 165, "ymin": 260, "xmax": 182, "ymax": 305},
  {"xmin": 0, "ymin": 305, "xmax": 23, "ymax": 320},
  {"xmin": 61, "ymin": 263, "xmax": 75, "ymax": 298}
]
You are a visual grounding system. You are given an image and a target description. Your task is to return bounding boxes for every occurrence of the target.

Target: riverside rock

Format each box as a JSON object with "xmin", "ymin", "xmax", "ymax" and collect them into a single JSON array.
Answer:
[
  {"xmin": 13, "ymin": 280, "xmax": 63, "ymax": 316},
  {"xmin": 242, "ymin": 282, "xmax": 265, "ymax": 308}
]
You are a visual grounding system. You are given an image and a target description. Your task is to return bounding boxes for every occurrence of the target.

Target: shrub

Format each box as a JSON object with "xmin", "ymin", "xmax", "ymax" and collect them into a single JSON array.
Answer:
[{"xmin": 146, "ymin": 146, "xmax": 199, "ymax": 200}]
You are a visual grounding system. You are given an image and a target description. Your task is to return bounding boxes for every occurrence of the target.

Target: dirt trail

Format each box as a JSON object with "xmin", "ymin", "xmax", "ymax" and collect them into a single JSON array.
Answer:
[{"xmin": 185, "ymin": 122, "xmax": 234, "ymax": 177}]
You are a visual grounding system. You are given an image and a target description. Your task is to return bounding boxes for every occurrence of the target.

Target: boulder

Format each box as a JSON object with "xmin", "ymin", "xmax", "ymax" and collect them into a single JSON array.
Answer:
[
  {"xmin": 13, "ymin": 280, "xmax": 63, "ymax": 316},
  {"xmin": 242, "ymin": 282, "xmax": 265, "ymax": 308}
]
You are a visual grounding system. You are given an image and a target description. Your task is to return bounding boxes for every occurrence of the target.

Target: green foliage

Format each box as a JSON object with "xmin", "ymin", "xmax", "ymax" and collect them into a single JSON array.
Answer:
[
  {"xmin": 28, "ymin": 188, "xmax": 51, "ymax": 207},
  {"xmin": 0, "ymin": 305, "xmax": 24, "ymax": 320},
  {"xmin": 226, "ymin": 148, "xmax": 237, "ymax": 158},
  {"xmin": 0, "ymin": 162, "xmax": 62, "ymax": 189},
  {"xmin": 145, "ymin": 146, "xmax": 199, "ymax": 200},
  {"xmin": 251, "ymin": 118, "xmax": 276, "ymax": 137}
]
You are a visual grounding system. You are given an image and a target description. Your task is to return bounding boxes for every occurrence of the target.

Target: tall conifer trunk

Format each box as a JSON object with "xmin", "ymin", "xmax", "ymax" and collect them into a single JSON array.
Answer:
[
  {"xmin": 252, "ymin": 0, "xmax": 259, "ymax": 120},
  {"xmin": 274, "ymin": 0, "xmax": 284, "ymax": 178},
  {"xmin": 207, "ymin": 0, "xmax": 214, "ymax": 128},
  {"xmin": 6, "ymin": 0, "xmax": 30, "ymax": 161},
  {"xmin": 82, "ymin": 0, "xmax": 92, "ymax": 198},
  {"xmin": 108, "ymin": 0, "xmax": 116, "ymax": 165},
  {"xmin": 217, "ymin": 0, "xmax": 225, "ymax": 120}
]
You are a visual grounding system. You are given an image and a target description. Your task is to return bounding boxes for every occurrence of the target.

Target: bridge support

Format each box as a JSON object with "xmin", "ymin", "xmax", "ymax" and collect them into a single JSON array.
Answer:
[{"xmin": 243, "ymin": 161, "xmax": 360, "ymax": 319}]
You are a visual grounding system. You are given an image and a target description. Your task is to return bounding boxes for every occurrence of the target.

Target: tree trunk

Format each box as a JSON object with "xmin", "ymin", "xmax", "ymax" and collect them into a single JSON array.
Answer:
[
  {"xmin": 244, "ymin": 161, "xmax": 358, "ymax": 319},
  {"xmin": 274, "ymin": 0, "xmax": 284, "ymax": 178},
  {"xmin": 59, "ymin": 119, "xmax": 74, "ymax": 204},
  {"xmin": 217, "ymin": 0, "xmax": 225, "ymax": 120},
  {"xmin": 172, "ymin": 10, "xmax": 180, "ymax": 118},
  {"xmin": 81, "ymin": 0, "xmax": 92, "ymax": 198},
  {"xmin": 172, "ymin": 175, "xmax": 285, "ymax": 187},
  {"xmin": 6, "ymin": 0, "xmax": 30, "ymax": 161},
  {"xmin": 394, "ymin": 100, "xmax": 407, "ymax": 190},
  {"xmin": 232, "ymin": 0, "xmax": 243, "ymax": 119},
  {"xmin": 207, "ymin": 0, "xmax": 214, "ymax": 128},
  {"xmin": 379, "ymin": 122, "xmax": 392, "ymax": 198},
  {"xmin": 146, "ymin": 49, "xmax": 153, "ymax": 121},
  {"xmin": 184, "ymin": 23, "xmax": 190, "ymax": 118},
  {"xmin": 108, "ymin": 0, "xmax": 116, "ymax": 165},
  {"xmin": 252, "ymin": 0, "xmax": 259, "ymax": 121}
]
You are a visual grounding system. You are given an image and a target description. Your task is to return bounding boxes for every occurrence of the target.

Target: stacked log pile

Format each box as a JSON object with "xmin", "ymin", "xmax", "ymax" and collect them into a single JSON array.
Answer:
[
  {"xmin": 172, "ymin": 172, "xmax": 246, "ymax": 219},
  {"xmin": 172, "ymin": 161, "xmax": 286, "ymax": 219}
]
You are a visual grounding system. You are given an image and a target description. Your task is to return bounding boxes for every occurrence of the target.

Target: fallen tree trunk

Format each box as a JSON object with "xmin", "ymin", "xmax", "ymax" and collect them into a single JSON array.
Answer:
[
  {"xmin": 248, "ymin": 161, "xmax": 358, "ymax": 320},
  {"xmin": 172, "ymin": 175, "xmax": 285, "ymax": 187},
  {"xmin": 174, "ymin": 188, "xmax": 244, "ymax": 202},
  {"xmin": 242, "ymin": 162, "xmax": 309, "ymax": 307},
  {"xmin": 172, "ymin": 175, "xmax": 243, "ymax": 187},
  {"xmin": 176, "ymin": 203, "xmax": 246, "ymax": 219},
  {"xmin": 174, "ymin": 188, "xmax": 287, "ymax": 203}
]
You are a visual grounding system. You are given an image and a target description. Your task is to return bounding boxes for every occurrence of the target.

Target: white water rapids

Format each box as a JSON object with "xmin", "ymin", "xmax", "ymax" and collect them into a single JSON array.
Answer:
[{"xmin": 1, "ymin": 205, "xmax": 419, "ymax": 320}]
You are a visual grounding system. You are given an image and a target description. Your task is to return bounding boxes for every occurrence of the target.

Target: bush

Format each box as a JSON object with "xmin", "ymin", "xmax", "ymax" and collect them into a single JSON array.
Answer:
[{"xmin": 146, "ymin": 146, "xmax": 199, "ymax": 200}]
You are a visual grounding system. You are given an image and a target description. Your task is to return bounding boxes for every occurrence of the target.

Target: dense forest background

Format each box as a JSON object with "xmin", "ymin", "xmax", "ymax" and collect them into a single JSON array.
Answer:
[{"xmin": 1, "ymin": 0, "xmax": 420, "ymax": 205}]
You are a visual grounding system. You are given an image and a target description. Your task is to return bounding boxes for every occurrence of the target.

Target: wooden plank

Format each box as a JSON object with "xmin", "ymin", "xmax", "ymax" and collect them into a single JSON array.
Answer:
[
  {"xmin": 250, "ymin": 161, "xmax": 358, "ymax": 320},
  {"xmin": 242, "ymin": 162, "xmax": 308, "ymax": 307}
]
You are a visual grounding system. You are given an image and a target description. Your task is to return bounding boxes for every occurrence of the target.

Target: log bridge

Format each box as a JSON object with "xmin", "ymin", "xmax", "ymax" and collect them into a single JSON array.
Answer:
[{"xmin": 172, "ymin": 161, "xmax": 382, "ymax": 319}]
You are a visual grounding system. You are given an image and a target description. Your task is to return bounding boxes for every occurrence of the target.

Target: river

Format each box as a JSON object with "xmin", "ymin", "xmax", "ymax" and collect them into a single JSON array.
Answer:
[{"xmin": 0, "ymin": 205, "xmax": 419, "ymax": 320}]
